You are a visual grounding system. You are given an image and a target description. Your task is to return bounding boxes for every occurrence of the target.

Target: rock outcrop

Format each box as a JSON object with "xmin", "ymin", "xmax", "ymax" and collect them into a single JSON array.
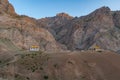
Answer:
[{"xmin": 0, "ymin": 0, "xmax": 16, "ymax": 15}]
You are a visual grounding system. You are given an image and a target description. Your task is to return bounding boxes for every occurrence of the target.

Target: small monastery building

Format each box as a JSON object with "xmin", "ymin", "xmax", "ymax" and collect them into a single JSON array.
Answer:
[{"xmin": 30, "ymin": 45, "xmax": 40, "ymax": 51}]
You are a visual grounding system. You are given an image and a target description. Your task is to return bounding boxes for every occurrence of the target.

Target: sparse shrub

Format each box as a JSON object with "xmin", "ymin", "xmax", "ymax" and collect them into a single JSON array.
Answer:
[
  {"xmin": 21, "ymin": 55, "xmax": 24, "ymax": 59},
  {"xmin": 27, "ymin": 68, "xmax": 30, "ymax": 70},
  {"xmin": 31, "ymin": 56, "xmax": 34, "ymax": 58},
  {"xmin": 83, "ymin": 60, "xmax": 87, "ymax": 63},
  {"xmin": 53, "ymin": 64, "xmax": 58, "ymax": 68},
  {"xmin": 47, "ymin": 57, "xmax": 49, "ymax": 61},
  {"xmin": 40, "ymin": 67, "xmax": 43, "ymax": 70},
  {"xmin": 6, "ymin": 63, "xmax": 9, "ymax": 66},
  {"xmin": 0, "ymin": 60, "xmax": 2, "ymax": 64},
  {"xmin": 14, "ymin": 74, "xmax": 25, "ymax": 80},
  {"xmin": 68, "ymin": 61, "xmax": 73, "ymax": 64},
  {"xmin": 31, "ymin": 65, "xmax": 38, "ymax": 72},
  {"xmin": 32, "ymin": 69, "xmax": 35, "ymax": 72},
  {"xmin": 26, "ymin": 77, "xmax": 30, "ymax": 80},
  {"xmin": 81, "ymin": 75, "xmax": 86, "ymax": 79},
  {"xmin": 15, "ymin": 74, "xmax": 18, "ymax": 78},
  {"xmin": 97, "ymin": 50, "xmax": 102, "ymax": 53},
  {"xmin": 21, "ymin": 62, "xmax": 24, "ymax": 64},
  {"xmin": 43, "ymin": 75, "xmax": 49, "ymax": 80}
]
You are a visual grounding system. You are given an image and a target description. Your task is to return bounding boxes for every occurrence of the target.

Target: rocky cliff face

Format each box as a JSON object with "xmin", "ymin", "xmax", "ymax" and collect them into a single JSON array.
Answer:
[
  {"xmin": 37, "ymin": 13, "xmax": 74, "ymax": 50},
  {"xmin": 64, "ymin": 7, "xmax": 116, "ymax": 50},
  {"xmin": 0, "ymin": 0, "xmax": 62, "ymax": 52},
  {"xmin": 0, "ymin": 0, "xmax": 16, "ymax": 15},
  {"xmin": 38, "ymin": 13, "xmax": 73, "ymax": 40},
  {"xmin": 112, "ymin": 11, "xmax": 120, "ymax": 29},
  {"xmin": 38, "ymin": 7, "xmax": 120, "ymax": 52},
  {"xmin": 66, "ymin": 7, "xmax": 120, "ymax": 51}
]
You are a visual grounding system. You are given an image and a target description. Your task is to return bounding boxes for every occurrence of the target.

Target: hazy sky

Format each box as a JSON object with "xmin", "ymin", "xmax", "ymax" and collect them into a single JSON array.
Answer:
[{"xmin": 9, "ymin": 0, "xmax": 120, "ymax": 19}]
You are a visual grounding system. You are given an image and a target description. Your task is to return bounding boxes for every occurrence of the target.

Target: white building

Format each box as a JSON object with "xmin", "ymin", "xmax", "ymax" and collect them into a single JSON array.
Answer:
[{"xmin": 29, "ymin": 45, "xmax": 40, "ymax": 51}]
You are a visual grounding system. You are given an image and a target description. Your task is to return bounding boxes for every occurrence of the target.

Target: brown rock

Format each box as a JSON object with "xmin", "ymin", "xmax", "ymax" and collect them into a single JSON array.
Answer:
[{"xmin": 0, "ymin": 0, "xmax": 16, "ymax": 15}]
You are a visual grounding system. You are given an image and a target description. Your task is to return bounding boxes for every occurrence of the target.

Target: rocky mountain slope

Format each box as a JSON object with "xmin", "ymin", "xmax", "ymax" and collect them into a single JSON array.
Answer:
[
  {"xmin": 0, "ymin": 0, "xmax": 120, "ymax": 52},
  {"xmin": 0, "ymin": 0, "xmax": 62, "ymax": 52},
  {"xmin": 38, "ymin": 7, "xmax": 120, "ymax": 52}
]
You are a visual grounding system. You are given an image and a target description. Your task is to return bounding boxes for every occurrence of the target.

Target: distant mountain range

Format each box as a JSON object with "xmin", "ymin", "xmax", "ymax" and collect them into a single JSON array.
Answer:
[{"xmin": 0, "ymin": 0, "xmax": 120, "ymax": 52}]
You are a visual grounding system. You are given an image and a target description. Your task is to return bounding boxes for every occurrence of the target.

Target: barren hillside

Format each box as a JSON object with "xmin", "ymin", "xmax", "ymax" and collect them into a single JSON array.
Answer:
[{"xmin": 0, "ymin": 51, "xmax": 120, "ymax": 80}]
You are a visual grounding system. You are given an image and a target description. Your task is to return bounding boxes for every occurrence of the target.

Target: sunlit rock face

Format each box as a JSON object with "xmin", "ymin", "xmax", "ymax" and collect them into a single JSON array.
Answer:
[{"xmin": 0, "ymin": 0, "xmax": 16, "ymax": 15}]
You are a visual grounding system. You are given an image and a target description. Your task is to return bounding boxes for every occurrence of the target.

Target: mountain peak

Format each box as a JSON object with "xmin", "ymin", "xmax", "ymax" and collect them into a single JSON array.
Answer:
[
  {"xmin": 86, "ymin": 6, "xmax": 111, "ymax": 19},
  {"xmin": 94, "ymin": 6, "xmax": 111, "ymax": 14},
  {"xmin": 97, "ymin": 6, "xmax": 110, "ymax": 12},
  {"xmin": 56, "ymin": 13, "xmax": 73, "ymax": 19},
  {"xmin": 99, "ymin": 6, "xmax": 110, "ymax": 10}
]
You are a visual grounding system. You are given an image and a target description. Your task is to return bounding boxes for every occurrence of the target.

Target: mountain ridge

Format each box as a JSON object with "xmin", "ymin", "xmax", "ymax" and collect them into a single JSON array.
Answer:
[
  {"xmin": 0, "ymin": 0, "xmax": 120, "ymax": 52},
  {"xmin": 38, "ymin": 6, "xmax": 120, "ymax": 52}
]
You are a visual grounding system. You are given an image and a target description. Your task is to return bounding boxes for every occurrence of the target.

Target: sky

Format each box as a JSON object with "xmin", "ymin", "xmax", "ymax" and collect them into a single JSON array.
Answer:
[{"xmin": 9, "ymin": 0, "xmax": 120, "ymax": 19}]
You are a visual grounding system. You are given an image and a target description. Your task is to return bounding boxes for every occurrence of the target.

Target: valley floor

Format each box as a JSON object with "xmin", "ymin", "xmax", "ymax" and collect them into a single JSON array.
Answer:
[{"xmin": 0, "ymin": 50, "xmax": 120, "ymax": 80}]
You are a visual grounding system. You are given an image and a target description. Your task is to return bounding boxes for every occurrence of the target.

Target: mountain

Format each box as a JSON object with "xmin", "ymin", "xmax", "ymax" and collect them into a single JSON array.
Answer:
[
  {"xmin": 0, "ymin": 0, "xmax": 63, "ymax": 52},
  {"xmin": 37, "ymin": 13, "xmax": 73, "ymax": 42},
  {"xmin": 0, "ymin": 0, "xmax": 120, "ymax": 52},
  {"xmin": 38, "ymin": 7, "xmax": 120, "ymax": 52}
]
